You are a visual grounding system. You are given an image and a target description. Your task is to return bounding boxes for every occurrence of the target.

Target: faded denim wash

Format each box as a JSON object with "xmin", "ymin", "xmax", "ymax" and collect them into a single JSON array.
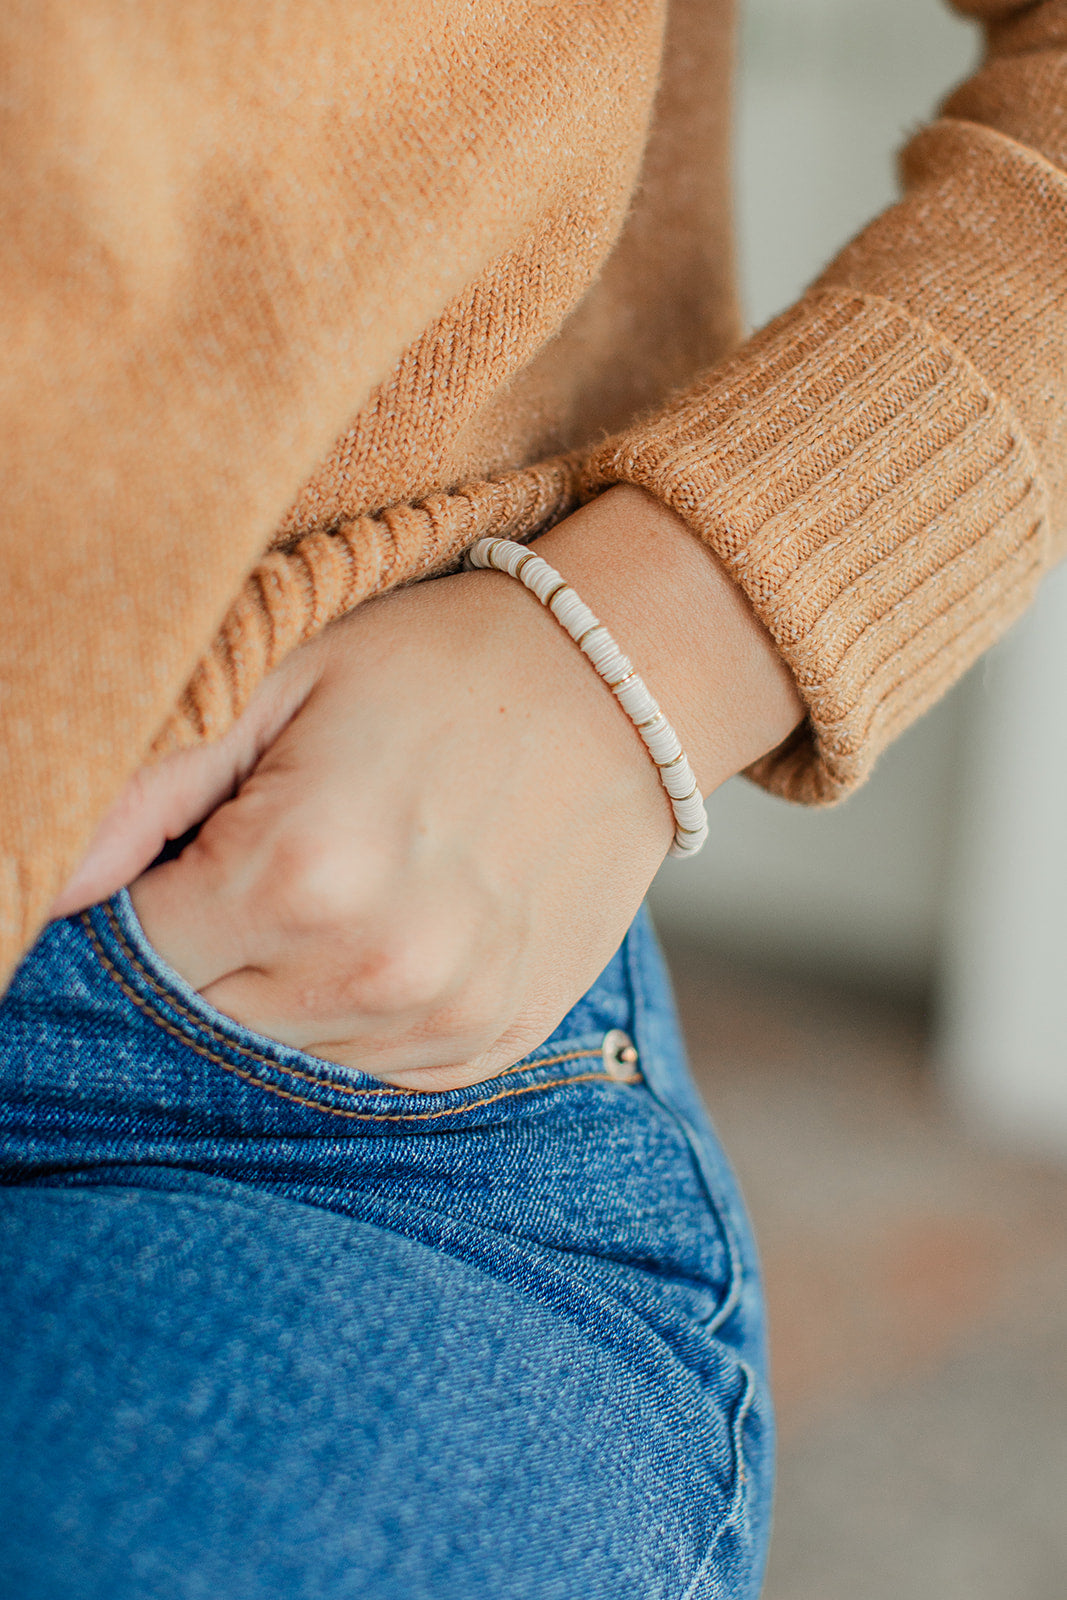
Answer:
[{"xmin": 0, "ymin": 890, "xmax": 773, "ymax": 1599}]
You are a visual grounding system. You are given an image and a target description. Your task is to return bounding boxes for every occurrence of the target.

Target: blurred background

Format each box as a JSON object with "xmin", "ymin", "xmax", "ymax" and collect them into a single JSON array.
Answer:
[{"xmin": 648, "ymin": 2, "xmax": 1067, "ymax": 1595}]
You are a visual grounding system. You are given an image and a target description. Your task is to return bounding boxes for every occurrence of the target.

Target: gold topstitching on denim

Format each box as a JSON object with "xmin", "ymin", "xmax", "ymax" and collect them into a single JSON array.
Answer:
[
  {"xmin": 89, "ymin": 905, "xmax": 600, "ymax": 1095},
  {"xmin": 82, "ymin": 914, "xmax": 635, "ymax": 1119}
]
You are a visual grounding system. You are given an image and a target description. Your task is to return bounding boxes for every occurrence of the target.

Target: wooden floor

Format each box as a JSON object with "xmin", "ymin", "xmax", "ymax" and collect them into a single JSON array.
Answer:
[{"xmin": 664, "ymin": 937, "xmax": 1067, "ymax": 1600}]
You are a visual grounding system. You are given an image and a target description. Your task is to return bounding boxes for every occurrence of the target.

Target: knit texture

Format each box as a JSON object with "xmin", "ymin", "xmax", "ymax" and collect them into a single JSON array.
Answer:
[
  {"xmin": 160, "ymin": 455, "xmax": 587, "ymax": 748},
  {"xmin": 3, "ymin": 0, "xmax": 1067, "ymax": 978},
  {"xmin": 582, "ymin": 288, "xmax": 1048, "ymax": 801}
]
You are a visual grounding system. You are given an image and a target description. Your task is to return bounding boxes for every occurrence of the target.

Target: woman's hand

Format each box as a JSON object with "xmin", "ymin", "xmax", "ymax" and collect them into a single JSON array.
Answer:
[
  {"xmin": 129, "ymin": 564, "xmax": 673, "ymax": 1090},
  {"xmin": 53, "ymin": 487, "xmax": 803, "ymax": 1089}
]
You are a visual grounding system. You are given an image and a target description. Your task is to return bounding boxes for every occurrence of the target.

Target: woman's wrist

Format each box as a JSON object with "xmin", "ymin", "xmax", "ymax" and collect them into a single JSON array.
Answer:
[
  {"xmin": 467, "ymin": 534, "xmax": 710, "ymax": 856},
  {"xmin": 529, "ymin": 485, "xmax": 805, "ymax": 797}
]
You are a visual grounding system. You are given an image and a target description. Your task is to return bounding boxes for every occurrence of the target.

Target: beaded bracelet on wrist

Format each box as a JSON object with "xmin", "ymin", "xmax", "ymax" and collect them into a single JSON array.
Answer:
[{"xmin": 464, "ymin": 537, "xmax": 709, "ymax": 859}]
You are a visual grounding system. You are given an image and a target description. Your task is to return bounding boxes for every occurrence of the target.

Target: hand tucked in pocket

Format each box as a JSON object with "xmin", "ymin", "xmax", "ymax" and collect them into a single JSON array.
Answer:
[{"xmin": 52, "ymin": 488, "xmax": 803, "ymax": 1089}]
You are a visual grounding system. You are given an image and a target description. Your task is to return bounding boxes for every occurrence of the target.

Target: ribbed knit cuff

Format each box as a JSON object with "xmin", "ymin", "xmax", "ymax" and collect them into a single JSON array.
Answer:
[
  {"xmin": 580, "ymin": 288, "xmax": 1049, "ymax": 803},
  {"xmin": 151, "ymin": 454, "xmax": 585, "ymax": 757}
]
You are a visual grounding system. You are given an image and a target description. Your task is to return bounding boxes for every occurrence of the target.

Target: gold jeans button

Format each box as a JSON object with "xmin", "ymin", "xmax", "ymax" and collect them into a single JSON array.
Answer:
[{"xmin": 601, "ymin": 1029, "xmax": 639, "ymax": 1081}]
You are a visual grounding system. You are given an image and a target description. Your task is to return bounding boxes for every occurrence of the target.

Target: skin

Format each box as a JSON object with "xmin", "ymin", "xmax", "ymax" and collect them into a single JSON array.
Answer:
[{"xmin": 53, "ymin": 485, "xmax": 804, "ymax": 1089}]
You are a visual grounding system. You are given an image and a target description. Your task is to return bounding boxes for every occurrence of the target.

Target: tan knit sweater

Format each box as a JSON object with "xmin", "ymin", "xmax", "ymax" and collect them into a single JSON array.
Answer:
[{"xmin": 2, "ymin": 0, "xmax": 1065, "ymax": 983}]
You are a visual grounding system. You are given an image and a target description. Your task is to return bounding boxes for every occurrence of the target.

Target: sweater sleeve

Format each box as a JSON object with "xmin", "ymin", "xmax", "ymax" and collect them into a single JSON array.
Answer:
[
  {"xmin": 0, "ymin": 1, "xmax": 658, "ymax": 978},
  {"xmin": 581, "ymin": 0, "xmax": 1067, "ymax": 804}
]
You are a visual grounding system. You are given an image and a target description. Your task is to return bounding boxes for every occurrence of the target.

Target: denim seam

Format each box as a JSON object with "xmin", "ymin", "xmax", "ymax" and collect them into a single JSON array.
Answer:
[
  {"xmin": 678, "ymin": 1360, "xmax": 759, "ymax": 1600},
  {"xmin": 625, "ymin": 923, "xmax": 744, "ymax": 1336},
  {"xmin": 90, "ymin": 903, "xmax": 591, "ymax": 1095},
  {"xmin": 83, "ymin": 919, "xmax": 637, "ymax": 1121}
]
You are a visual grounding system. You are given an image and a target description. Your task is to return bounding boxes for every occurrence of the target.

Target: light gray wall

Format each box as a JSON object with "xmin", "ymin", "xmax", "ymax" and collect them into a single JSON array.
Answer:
[
  {"xmin": 735, "ymin": 0, "xmax": 977, "ymax": 331},
  {"xmin": 650, "ymin": 0, "xmax": 979, "ymax": 995},
  {"xmin": 937, "ymin": 560, "xmax": 1067, "ymax": 1160}
]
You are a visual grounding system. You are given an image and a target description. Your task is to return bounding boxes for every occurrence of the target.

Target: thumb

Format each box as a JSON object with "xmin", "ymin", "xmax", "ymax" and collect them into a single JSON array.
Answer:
[
  {"xmin": 49, "ymin": 736, "xmax": 247, "ymax": 919},
  {"xmin": 51, "ymin": 636, "xmax": 326, "ymax": 920}
]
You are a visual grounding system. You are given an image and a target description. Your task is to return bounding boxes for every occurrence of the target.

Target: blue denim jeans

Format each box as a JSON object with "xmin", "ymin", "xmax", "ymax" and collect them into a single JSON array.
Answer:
[{"xmin": 0, "ymin": 890, "xmax": 772, "ymax": 1599}]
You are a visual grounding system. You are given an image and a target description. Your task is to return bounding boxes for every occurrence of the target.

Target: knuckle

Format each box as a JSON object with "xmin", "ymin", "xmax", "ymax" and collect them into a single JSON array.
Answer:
[
  {"xmin": 261, "ymin": 829, "xmax": 372, "ymax": 935},
  {"xmin": 337, "ymin": 930, "xmax": 460, "ymax": 1019},
  {"xmin": 237, "ymin": 823, "xmax": 488, "ymax": 1028}
]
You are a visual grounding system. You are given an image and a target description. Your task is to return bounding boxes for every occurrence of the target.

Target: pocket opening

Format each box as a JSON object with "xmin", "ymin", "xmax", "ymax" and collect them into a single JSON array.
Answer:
[{"xmin": 78, "ymin": 893, "xmax": 640, "ymax": 1126}]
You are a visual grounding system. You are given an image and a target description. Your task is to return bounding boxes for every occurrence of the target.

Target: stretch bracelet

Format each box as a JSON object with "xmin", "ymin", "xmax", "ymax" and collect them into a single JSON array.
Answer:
[{"xmin": 465, "ymin": 536, "xmax": 709, "ymax": 859}]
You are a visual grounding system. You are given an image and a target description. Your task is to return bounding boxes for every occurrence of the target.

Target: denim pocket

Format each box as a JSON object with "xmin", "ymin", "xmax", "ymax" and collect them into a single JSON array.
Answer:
[
  {"xmin": 69, "ymin": 891, "xmax": 643, "ymax": 1136},
  {"xmin": 2, "ymin": 888, "xmax": 764, "ymax": 1507},
  {"xmin": 71, "ymin": 896, "xmax": 753, "ymax": 1354}
]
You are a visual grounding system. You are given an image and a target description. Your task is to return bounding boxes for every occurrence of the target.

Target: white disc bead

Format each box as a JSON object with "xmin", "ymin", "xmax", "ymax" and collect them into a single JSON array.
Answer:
[{"xmin": 465, "ymin": 536, "xmax": 709, "ymax": 858}]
